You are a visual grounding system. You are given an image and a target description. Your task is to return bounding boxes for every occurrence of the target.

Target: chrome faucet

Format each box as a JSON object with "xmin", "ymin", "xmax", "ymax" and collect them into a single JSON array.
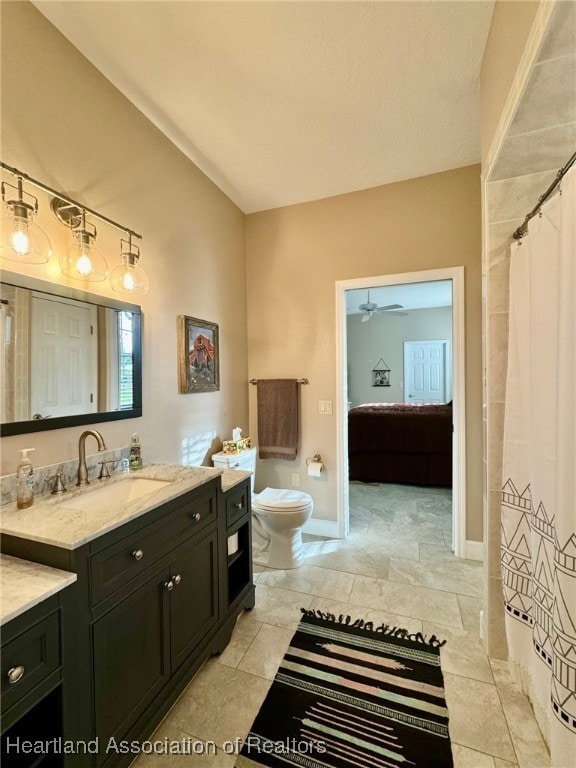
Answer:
[{"xmin": 77, "ymin": 430, "xmax": 107, "ymax": 486}]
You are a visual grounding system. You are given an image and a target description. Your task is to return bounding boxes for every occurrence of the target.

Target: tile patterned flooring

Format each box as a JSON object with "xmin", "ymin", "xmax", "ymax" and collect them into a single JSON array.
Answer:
[{"xmin": 133, "ymin": 482, "xmax": 550, "ymax": 767}]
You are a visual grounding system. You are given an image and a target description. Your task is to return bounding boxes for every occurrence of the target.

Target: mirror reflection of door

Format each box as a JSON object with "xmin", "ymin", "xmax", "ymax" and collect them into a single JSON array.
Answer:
[
  {"xmin": 31, "ymin": 294, "xmax": 98, "ymax": 419},
  {"xmin": 403, "ymin": 340, "xmax": 449, "ymax": 403}
]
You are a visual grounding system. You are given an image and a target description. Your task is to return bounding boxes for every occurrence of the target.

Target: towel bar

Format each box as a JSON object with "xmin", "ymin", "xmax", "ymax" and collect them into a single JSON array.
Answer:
[{"xmin": 250, "ymin": 378, "xmax": 309, "ymax": 384}]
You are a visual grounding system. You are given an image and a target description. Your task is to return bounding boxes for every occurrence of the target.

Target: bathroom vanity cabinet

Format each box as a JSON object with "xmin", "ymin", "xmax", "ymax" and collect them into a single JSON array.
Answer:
[
  {"xmin": 90, "ymin": 484, "xmax": 220, "ymax": 756},
  {"xmin": 2, "ymin": 598, "xmax": 64, "ymax": 767},
  {"xmin": 1, "ymin": 557, "xmax": 76, "ymax": 768},
  {"xmin": 1, "ymin": 470, "xmax": 254, "ymax": 768},
  {"xmin": 224, "ymin": 480, "xmax": 253, "ymax": 607}
]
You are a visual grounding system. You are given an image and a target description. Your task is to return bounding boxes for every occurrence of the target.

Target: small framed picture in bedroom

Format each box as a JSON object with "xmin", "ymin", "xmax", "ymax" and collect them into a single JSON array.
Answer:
[
  {"xmin": 178, "ymin": 316, "xmax": 220, "ymax": 393},
  {"xmin": 372, "ymin": 368, "xmax": 391, "ymax": 387}
]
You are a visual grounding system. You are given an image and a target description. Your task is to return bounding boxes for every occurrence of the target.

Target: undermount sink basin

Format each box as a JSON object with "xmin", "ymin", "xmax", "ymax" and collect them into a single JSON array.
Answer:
[{"xmin": 58, "ymin": 477, "xmax": 173, "ymax": 513}]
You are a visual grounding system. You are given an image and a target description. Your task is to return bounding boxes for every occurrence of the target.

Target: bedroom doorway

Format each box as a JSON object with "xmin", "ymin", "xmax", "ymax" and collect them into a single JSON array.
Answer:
[{"xmin": 335, "ymin": 266, "xmax": 466, "ymax": 557}]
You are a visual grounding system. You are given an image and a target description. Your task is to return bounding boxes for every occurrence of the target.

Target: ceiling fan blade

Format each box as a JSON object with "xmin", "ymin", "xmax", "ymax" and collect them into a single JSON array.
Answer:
[
  {"xmin": 388, "ymin": 310, "xmax": 410, "ymax": 316},
  {"xmin": 376, "ymin": 304, "xmax": 404, "ymax": 311},
  {"xmin": 361, "ymin": 313, "xmax": 370, "ymax": 322}
]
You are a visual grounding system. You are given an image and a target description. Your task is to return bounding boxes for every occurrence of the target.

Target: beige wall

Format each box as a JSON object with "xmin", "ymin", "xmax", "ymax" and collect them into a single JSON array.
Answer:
[
  {"xmin": 480, "ymin": 0, "xmax": 540, "ymax": 162},
  {"xmin": 347, "ymin": 307, "xmax": 453, "ymax": 407},
  {"xmin": 0, "ymin": 1, "xmax": 248, "ymax": 474},
  {"xmin": 246, "ymin": 166, "xmax": 483, "ymax": 539}
]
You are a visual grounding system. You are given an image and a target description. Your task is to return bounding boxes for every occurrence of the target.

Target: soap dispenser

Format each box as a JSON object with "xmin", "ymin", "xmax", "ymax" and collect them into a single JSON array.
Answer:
[
  {"xmin": 16, "ymin": 448, "xmax": 36, "ymax": 509},
  {"xmin": 129, "ymin": 433, "xmax": 143, "ymax": 470}
]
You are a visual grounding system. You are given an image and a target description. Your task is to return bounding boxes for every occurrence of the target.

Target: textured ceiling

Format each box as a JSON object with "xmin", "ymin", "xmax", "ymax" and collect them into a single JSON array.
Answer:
[{"xmin": 33, "ymin": 1, "xmax": 494, "ymax": 214}]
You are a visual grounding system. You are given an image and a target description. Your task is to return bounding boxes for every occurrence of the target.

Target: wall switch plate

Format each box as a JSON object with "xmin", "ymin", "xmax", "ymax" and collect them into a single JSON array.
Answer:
[
  {"xmin": 291, "ymin": 473, "xmax": 300, "ymax": 487},
  {"xmin": 319, "ymin": 400, "xmax": 333, "ymax": 415}
]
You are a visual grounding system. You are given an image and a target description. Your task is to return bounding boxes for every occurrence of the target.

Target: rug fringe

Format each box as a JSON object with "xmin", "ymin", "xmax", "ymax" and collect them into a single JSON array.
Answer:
[{"xmin": 300, "ymin": 608, "xmax": 447, "ymax": 648}]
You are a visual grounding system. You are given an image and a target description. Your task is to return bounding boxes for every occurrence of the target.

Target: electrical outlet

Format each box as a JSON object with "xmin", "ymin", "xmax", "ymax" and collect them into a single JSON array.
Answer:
[{"xmin": 291, "ymin": 472, "xmax": 300, "ymax": 487}]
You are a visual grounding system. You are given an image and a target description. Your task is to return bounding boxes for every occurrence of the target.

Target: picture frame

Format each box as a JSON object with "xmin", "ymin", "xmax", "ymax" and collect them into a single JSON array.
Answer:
[
  {"xmin": 372, "ymin": 358, "xmax": 391, "ymax": 387},
  {"xmin": 178, "ymin": 315, "xmax": 220, "ymax": 393}
]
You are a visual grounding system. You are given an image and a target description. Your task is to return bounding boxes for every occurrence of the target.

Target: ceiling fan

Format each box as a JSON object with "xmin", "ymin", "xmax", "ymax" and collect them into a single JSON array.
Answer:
[{"xmin": 358, "ymin": 291, "xmax": 409, "ymax": 321}]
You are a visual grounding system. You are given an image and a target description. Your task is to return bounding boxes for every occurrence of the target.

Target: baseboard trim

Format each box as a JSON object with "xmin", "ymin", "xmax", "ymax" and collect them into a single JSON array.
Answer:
[
  {"xmin": 465, "ymin": 540, "xmax": 484, "ymax": 561},
  {"xmin": 303, "ymin": 518, "xmax": 340, "ymax": 539}
]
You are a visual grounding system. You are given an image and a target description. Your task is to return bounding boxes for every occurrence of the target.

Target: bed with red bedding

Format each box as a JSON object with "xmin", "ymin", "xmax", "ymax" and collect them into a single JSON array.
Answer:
[{"xmin": 347, "ymin": 402, "xmax": 452, "ymax": 487}]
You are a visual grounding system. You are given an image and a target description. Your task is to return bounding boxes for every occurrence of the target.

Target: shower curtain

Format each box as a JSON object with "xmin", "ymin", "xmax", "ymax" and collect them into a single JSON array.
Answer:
[{"xmin": 501, "ymin": 164, "xmax": 575, "ymax": 766}]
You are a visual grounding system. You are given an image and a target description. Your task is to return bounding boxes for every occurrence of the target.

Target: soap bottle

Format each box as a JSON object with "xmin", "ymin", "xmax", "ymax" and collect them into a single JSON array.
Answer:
[
  {"xmin": 16, "ymin": 448, "xmax": 36, "ymax": 509},
  {"xmin": 129, "ymin": 433, "xmax": 143, "ymax": 470}
]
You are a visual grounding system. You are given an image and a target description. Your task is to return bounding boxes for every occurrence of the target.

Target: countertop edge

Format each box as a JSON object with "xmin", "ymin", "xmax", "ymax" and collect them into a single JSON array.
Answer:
[
  {"xmin": 1, "ymin": 554, "xmax": 78, "ymax": 626},
  {"xmin": 0, "ymin": 464, "xmax": 224, "ymax": 550}
]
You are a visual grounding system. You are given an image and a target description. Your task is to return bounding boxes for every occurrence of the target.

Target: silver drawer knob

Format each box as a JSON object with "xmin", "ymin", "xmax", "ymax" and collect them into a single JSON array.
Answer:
[
  {"xmin": 173, "ymin": 574, "xmax": 181, "ymax": 585},
  {"xmin": 233, "ymin": 502, "xmax": 243, "ymax": 509},
  {"xmin": 132, "ymin": 549, "xmax": 144, "ymax": 561},
  {"xmin": 164, "ymin": 579, "xmax": 174, "ymax": 591},
  {"xmin": 8, "ymin": 666, "xmax": 25, "ymax": 684},
  {"xmin": 193, "ymin": 512, "xmax": 201, "ymax": 522}
]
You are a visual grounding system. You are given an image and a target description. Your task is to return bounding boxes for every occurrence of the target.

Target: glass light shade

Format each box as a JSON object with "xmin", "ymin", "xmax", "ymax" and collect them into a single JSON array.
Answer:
[
  {"xmin": 0, "ymin": 208, "xmax": 51, "ymax": 264},
  {"xmin": 60, "ymin": 231, "xmax": 108, "ymax": 281},
  {"xmin": 110, "ymin": 257, "xmax": 149, "ymax": 296}
]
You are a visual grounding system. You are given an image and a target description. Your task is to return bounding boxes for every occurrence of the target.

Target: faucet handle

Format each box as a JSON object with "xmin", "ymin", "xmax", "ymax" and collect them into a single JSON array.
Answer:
[
  {"xmin": 98, "ymin": 459, "xmax": 120, "ymax": 480},
  {"xmin": 49, "ymin": 471, "xmax": 67, "ymax": 495},
  {"xmin": 98, "ymin": 461, "xmax": 111, "ymax": 480}
]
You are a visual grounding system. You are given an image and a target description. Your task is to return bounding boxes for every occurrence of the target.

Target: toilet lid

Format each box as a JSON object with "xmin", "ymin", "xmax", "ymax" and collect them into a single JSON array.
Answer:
[{"xmin": 253, "ymin": 487, "xmax": 313, "ymax": 510}]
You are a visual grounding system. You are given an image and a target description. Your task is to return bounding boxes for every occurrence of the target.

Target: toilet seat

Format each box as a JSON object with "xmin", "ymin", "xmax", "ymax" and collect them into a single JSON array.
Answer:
[{"xmin": 253, "ymin": 487, "xmax": 313, "ymax": 512}]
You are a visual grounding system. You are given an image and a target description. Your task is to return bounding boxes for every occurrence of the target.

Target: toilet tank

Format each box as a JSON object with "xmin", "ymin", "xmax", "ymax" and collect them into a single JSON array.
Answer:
[{"xmin": 212, "ymin": 447, "xmax": 256, "ymax": 493}]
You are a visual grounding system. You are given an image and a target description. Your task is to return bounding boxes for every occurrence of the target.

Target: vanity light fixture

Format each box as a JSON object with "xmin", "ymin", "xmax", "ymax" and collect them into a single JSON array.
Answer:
[
  {"xmin": 53, "ymin": 201, "xmax": 108, "ymax": 282},
  {"xmin": 110, "ymin": 232, "xmax": 149, "ymax": 295},
  {"xmin": 0, "ymin": 176, "xmax": 51, "ymax": 263},
  {"xmin": 0, "ymin": 161, "xmax": 144, "ymax": 291}
]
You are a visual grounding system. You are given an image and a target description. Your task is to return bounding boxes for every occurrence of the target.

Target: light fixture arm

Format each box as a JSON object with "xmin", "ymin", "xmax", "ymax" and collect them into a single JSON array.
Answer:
[
  {"xmin": 0, "ymin": 161, "xmax": 141, "ymax": 241},
  {"xmin": 1, "ymin": 176, "xmax": 38, "ymax": 217},
  {"xmin": 121, "ymin": 232, "xmax": 140, "ymax": 263}
]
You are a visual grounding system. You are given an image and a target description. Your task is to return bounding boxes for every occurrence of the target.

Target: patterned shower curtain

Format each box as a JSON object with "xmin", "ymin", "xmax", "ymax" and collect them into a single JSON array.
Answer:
[{"xmin": 501, "ymin": 164, "xmax": 575, "ymax": 767}]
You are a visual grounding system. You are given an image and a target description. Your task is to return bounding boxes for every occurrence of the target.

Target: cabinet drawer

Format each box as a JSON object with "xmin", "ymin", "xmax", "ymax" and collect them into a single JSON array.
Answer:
[
  {"xmin": 1, "ymin": 611, "xmax": 60, "ymax": 714},
  {"xmin": 90, "ymin": 488, "xmax": 217, "ymax": 606},
  {"xmin": 226, "ymin": 484, "xmax": 250, "ymax": 528}
]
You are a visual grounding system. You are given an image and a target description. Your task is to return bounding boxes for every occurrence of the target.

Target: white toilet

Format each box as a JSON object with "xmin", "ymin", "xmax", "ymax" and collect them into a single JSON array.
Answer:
[{"xmin": 212, "ymin": 447, "xmax": 313, "ymax": 569}]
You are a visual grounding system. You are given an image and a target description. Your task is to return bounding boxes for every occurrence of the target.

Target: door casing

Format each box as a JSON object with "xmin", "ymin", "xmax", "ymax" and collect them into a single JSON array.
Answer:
[{"xmin": 335, "ymin": 266, "xmax": 466, "ymax": 556}]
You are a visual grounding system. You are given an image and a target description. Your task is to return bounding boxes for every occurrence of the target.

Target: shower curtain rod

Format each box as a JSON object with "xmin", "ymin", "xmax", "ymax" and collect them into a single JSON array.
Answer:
[{"xmin": 513, "ymin": 151, "xmax": 576, "ymax": 240}]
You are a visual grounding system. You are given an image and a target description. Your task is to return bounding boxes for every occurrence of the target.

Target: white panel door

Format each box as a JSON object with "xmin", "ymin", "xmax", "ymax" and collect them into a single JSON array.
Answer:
[
  {"xmin": 403, "ymin": 340, "xmax": 448, "ymax": 403},
  {"xmin": 31, "ymin": 295, "xmax": 97, "ymax": 419}
]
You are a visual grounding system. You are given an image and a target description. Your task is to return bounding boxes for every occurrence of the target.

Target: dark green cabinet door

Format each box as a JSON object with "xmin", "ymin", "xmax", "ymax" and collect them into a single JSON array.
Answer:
[
  {"xmin": 92, "ymin": 562, "xmax": 170, "ymax": 751},
  {"xmin": 169, "ymin": 529, "xmax": 219, "ymax": 672}
]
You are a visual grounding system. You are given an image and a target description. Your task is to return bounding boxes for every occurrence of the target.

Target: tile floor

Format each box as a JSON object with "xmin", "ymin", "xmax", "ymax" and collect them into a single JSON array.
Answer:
[{"xmin": 133, "ymin": 482, "xmax": 550, "ymax": 767}]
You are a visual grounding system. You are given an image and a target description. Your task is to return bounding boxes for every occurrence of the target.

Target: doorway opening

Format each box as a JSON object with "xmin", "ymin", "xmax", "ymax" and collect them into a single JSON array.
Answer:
[{"xmin": 335, "ymin": 267, "xmax": 466, "ymax": 557}]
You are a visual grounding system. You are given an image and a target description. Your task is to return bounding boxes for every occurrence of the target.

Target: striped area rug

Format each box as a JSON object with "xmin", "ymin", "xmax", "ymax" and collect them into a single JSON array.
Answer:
[{"xmin": 235, "ymin": 609, "xmax": 453, "ymax": 768}]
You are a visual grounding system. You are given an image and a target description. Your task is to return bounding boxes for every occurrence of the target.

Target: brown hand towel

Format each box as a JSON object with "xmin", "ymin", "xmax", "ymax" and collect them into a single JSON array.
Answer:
[{"xmin": 257, "ymin": 379, "xmax": 299, "ymax": 460}]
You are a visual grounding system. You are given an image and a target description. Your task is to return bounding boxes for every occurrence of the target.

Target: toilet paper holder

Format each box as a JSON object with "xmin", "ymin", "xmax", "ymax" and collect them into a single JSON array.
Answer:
[{"xmin": 306, "ymin": 454, "xmax": 325, "ymax": 470}]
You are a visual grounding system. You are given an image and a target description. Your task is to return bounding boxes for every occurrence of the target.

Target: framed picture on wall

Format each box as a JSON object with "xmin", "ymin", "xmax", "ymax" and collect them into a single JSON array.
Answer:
[
  {"xmin": 372, "ymin": 360, "xmax": 391, "ymax": 387},
  {"xmin": 178, "ymin": 316, "xmax": 220, "ymax": 393}
]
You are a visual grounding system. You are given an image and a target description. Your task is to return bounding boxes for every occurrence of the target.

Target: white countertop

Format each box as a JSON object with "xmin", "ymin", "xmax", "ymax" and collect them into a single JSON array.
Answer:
[
  {"xmin": 220, "ymin": 468, "xmax": 252, "ymax": 493},
  {"xmin": 0, "ymin": 464, "xmax": 227, "ymax": 550},
  {"xmin": 0, "ymin": 554, "xmax": 77, "ymax": 626}
]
